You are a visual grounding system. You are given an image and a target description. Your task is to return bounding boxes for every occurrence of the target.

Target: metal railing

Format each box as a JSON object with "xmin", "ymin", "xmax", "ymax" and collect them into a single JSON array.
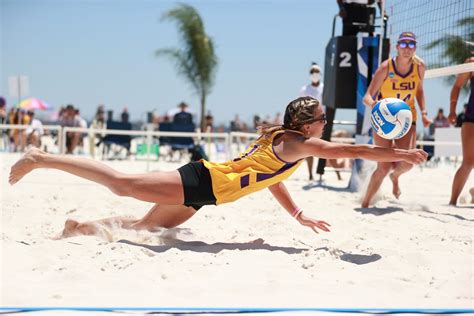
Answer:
[{"xmin": 0, "ymin": 123, "xmax": 463, "ymax": 163}]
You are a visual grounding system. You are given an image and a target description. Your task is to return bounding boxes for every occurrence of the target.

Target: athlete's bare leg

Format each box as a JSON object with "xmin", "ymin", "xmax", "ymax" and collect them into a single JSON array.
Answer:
[
  {"xmin": 449, "ymin": 123, "xmax": 474, "ymax": 205},
  {"xmin": 66, "ymin": 132, "xmax": 80, "ymax": 154},
  {"xmin": 361, "ymin": 134, "xmax": 393, "ymax": 208},
  {"xmin": 9, "ymin": 148, "xmax": 185, "ymax": 205},
  {"xmin": 328, "ymin": 159, "xmax": 343, "ymax": 180},
  {"xmin": 56, "ymin": 204, "xmax": 197, "ymax": 239},
  {"xmin": 306, "ymin": 157, "xmax": 314, "ymax": 180},
  {"xmin": 390, "ymin": 126, "xmax": 417, "ymax": 199}
]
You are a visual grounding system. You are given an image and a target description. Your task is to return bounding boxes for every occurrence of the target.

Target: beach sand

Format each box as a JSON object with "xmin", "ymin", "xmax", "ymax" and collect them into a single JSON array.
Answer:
[{"xmin": 1, "ymin": 152, "xmax": 473, "ymax": 310}]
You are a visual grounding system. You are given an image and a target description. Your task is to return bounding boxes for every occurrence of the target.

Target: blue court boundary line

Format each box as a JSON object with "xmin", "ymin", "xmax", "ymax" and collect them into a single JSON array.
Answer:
[{"xmin": 0, "ymin": 308, "xmax": 473, "ymax": 314}]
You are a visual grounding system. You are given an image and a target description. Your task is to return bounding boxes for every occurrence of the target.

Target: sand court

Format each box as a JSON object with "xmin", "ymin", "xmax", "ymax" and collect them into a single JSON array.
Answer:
[{"xmin": 1, "ymin": 153, "xmax": 473, "ymax": 309}]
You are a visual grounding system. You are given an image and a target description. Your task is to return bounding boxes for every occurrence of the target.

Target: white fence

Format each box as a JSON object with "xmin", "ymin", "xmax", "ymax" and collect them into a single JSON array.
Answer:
[{"xmin": 0, "ymin": 124, "xmax": 463, "ymax": 164}]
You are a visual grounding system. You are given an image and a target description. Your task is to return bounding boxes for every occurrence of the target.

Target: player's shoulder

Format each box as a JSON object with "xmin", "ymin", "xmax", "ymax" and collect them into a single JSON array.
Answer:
[
  {"xmin": 379, "ymin": 59, "xmax": 391, "ymax": 69},
  {"xmin": 374, "ymin": 59, "xmax": 390, "ymax": 78},
  {"xmin": 416, "ymin": 57, "xmax": 426, "ymax": 68},
  {"xmin": 415, "ymin": 58, "xmax": 426, "ymax": 76}
]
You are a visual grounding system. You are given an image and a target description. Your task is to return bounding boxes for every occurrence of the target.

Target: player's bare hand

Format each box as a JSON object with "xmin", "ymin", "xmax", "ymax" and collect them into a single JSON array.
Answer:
[
  {"xmin": 404, "ymin": 148, "xmax": 428, "ymax": 164},
  {"xmin": 448, "ymin": 112, "xmax": 457, "ymax": 125},
  {"xmin": 422, "ymin": 116, "xmax": 433, "ymax": 128},
  {"xmin": 296, "ymin": 213, "xmax": 331, "ymax": 234}
]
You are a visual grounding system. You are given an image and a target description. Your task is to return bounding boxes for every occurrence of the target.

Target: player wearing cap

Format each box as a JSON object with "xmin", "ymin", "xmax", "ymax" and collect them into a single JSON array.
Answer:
[{"xmin": 361, "ymin": 32, "xmax": 432, "ymax": 208}]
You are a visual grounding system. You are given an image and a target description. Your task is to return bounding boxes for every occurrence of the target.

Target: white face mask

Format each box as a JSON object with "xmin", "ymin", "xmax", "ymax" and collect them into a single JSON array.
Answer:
[{"xmin": 311, "ymin": 73, "xmax": 321, "ymax": 83}]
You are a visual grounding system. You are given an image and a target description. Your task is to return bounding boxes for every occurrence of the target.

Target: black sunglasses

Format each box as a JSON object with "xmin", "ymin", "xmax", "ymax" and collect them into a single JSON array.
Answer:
[
  {"xmin": 306, "ymin": 113, "xmax": 327, "ymax": 124},
  {"xmin": 398, "ymin": 41, "xmax": 416, "ymax": 49}
]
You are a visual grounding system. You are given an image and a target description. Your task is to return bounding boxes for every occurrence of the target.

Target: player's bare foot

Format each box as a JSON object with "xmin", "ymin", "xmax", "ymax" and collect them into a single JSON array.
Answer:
[
  {"xmin": 52, "ymin": 219, "xmax": 81, "ymax": 239},
  {"xmin": 389, "ymin": 173, "xmax": 401, "ymax": 199},
  {"xmin": 9, "ymin": 147, "xmax": 43, "ymax": 185},
  {"xmin": 55, "ymin": 219, "xmax": 113, "ymax": 241}
]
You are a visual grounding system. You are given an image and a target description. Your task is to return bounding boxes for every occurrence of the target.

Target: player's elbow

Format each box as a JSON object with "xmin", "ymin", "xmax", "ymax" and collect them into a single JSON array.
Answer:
[{"xmin": 363, "ymin": 94, "xmax": 373, "ymax": 107}]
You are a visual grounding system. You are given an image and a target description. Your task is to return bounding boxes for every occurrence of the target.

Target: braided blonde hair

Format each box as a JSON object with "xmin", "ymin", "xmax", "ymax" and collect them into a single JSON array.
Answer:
[{"xmin": 258, "ymin": 96, "xmax": 320, "ymax": 137}]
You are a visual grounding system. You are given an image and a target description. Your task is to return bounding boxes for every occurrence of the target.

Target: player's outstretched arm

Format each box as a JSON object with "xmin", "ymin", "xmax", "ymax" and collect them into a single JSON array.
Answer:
[
  {"xmin": 268, "ymin": 182, "xmax": 331, "ymax": 234},
  {"xmin": 300, "ymin": 138, "xmax": 428, "ymax": 164}
]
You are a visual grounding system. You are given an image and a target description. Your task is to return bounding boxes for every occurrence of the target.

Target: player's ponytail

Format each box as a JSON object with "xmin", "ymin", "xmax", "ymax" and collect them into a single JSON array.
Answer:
[
  {"xmin": 258, "ymin": 124, "xmax": 284, "ymax": 137},
  {"xmin": 259, "ymin": 96, "xmax": 320, "ymax": 137}
]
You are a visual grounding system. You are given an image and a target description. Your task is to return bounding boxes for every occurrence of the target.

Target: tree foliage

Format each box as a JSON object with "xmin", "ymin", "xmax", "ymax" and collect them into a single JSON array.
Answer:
[
  {"xmin": 426, "ymin": 17, "xmax": 473, "ymax": 92},
  {"xmin": 156, "ymin": 4, "xmax": 218, "ymax": 130}
]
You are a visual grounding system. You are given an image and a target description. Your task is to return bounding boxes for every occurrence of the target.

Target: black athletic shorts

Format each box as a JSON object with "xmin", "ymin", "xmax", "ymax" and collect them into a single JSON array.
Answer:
[
  {"xmin": 464, "ymin": 115, "xmax": 474, "ymax": 123},
  {"xmin": 177, "ymin": 161, "xmax": 217, "ymax": 210}
]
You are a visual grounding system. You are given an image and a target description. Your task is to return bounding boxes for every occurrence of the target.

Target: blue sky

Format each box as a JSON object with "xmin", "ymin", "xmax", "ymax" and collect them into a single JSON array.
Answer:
[{"xmin": 0, "ymin": 0, "xmax": 464, "ymax": 129}]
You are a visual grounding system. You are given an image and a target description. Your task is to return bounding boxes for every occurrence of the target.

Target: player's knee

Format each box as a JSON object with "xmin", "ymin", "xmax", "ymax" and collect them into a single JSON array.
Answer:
[
  {"xmin": 160, "ymin": 223, "xmax": 174, "ymax": 229},
  {"xmin": 131, "ymin": 220, "xmax": 154, "ymax": 231},
  {"xmin": 464, "ymin": 157, "xmax": 474, "ymax": 167},
  {"xmin": 139, "ymin": 219, "xmax": 174, "ymax": 230},
  {"xmin": 376, "ymin": 164, "xmax": 391, "ymax": 176},
  {"xmin": 402, "ymin": 163, "xmax": 413, "ymax": 172}
]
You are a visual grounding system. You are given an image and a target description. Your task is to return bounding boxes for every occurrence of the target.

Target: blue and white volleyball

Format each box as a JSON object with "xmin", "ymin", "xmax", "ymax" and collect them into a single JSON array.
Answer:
[{"xmin": 370, "ymin": 98, "xmax": 413, "ymax": 140}]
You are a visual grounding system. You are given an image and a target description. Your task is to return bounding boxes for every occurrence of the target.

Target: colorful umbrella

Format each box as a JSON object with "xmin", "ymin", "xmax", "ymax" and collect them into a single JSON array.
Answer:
[{"xmin": 17, "ymin": 98, "xmax": 51, "ymax": 110}]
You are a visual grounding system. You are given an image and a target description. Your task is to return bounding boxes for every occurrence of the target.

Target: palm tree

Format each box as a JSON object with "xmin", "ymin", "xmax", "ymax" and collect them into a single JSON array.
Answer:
[
  {"xmin": 156, "ymin": 4, "xmax": 218, "ymax": 131},
  {"xmin": 426, "ymin": 16, "xmax": 474, "ymax": 92}
]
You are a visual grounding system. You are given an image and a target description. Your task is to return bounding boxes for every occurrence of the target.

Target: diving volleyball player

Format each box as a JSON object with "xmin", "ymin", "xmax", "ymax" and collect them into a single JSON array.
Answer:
[{"xmin": 9, "ymin": 97, "xmax": 428, "ymax": 238}]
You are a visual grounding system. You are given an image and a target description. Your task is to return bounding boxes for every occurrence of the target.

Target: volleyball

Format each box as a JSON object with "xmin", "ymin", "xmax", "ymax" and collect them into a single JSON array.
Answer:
[{"xmin": 370, "ymin": 98, "xmax": 413, "ymax": 140}]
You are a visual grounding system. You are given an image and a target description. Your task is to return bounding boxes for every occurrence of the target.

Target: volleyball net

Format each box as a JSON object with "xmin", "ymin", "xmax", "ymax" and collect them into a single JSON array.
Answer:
[{"xmin": 387, "ymin": 0, "xmax": 473, "ymax": 79}]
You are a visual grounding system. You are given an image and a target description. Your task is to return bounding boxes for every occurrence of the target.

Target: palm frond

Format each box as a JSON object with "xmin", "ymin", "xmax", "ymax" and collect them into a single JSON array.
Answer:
[
  {"xmin": 426, "ymin": 17, "xmax": 474, "ymax": 66},
  {"xmin": 425, "ymin": 38, "xmax": 444, "ymax": 50},
  {"xmin": 156, "ymin": 4, "xmax": 219, "ymax": 130},
  {"xmin": 458, "ymin": 16, "xmax": 474, "ymax": 28},
  {"xmin": 156, "ymin": 48, "xmax": 200, "ymax": 93}
]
